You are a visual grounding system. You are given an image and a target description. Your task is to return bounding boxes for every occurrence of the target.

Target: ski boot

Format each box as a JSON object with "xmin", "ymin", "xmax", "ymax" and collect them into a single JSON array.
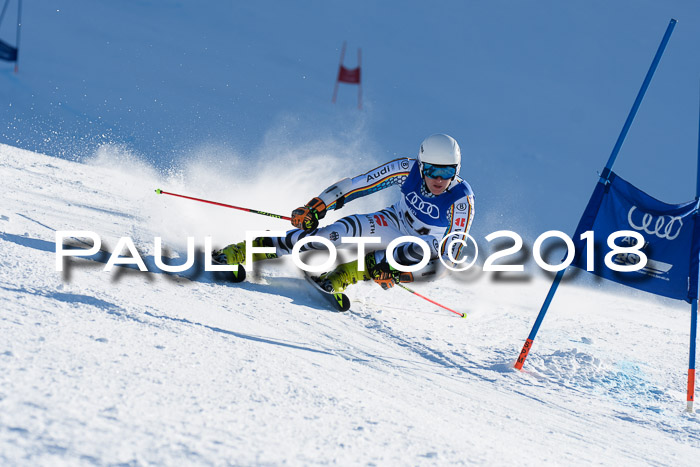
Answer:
[
  {"xmin": 212, "ymin": 237, "xmax": 278, "ymax": 282},
  {"xmin": 212, "ymin": 237, "xmax": 278, "ymax": 265},
  {"xmin": 317, "ymin": 259, "xmax": 370, "ymax": 293}
]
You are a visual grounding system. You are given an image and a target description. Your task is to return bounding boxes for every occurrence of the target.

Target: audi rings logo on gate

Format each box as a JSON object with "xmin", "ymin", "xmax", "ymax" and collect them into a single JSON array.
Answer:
[
  {"xmin": 627, "ymin": 206, "xmax": 683, "ymax": 240},
  {"xmin": 406, "ymin": 191, "xmax": 440, "ymax": 219}
]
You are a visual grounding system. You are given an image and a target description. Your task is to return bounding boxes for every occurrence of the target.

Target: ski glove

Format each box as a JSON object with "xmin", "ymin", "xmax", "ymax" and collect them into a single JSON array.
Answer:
[
  {"xmin": 365, "ymin": 252, "xmax": 413, "ymax": 290},
  {"xmin": 291, "ymin": 197, "xmax": 327, "ymax": 232}
]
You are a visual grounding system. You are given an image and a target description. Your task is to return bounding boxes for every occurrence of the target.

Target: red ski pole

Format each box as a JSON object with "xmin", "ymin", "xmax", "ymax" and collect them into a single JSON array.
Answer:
[
  {"xmin": 155, "ymin": 189, "xmax": 292, "ymax": 221},
  {"xmin": 397, "ymin": 284, "xmax": 466, "ymax": 318}
]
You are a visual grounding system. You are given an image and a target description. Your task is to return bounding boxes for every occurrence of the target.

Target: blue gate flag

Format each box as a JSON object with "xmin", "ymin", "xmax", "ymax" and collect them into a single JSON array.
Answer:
[
  {"xmin": 571, "ymin": 171, "xmax": 700, "ymax": 302},
  {"xmin": 0, "ymin": 38, "xmax": 17, "ymax": 62}
]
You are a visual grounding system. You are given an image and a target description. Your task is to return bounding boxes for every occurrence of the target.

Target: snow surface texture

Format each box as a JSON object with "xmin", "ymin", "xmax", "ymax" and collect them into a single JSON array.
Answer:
[{"xmin": 2, "ymin": 144, "xmax": 700, "ymax": 464}]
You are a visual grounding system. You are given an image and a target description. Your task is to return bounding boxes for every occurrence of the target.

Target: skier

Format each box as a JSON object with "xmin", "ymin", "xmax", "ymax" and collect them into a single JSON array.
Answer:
[{"xmin": 213, "ymin": 133, "xmax": 475, "ymax": 293}]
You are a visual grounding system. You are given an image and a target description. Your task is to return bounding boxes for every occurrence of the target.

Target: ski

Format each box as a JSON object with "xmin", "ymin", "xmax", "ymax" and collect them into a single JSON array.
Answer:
[
  {"xmin": 211, "ymin": 252, "xmax": 247, "ymax": 283},
  {"xmin": 228, "ymin": 264, "xmax": 246, "ymax": 283},
  {"xmin": 211, "ymin": 250, "xmax": 349, "ymax": 311},
  {"xmin": 303, "ymin": 272, "xmax": 351, "ymax": 312}
]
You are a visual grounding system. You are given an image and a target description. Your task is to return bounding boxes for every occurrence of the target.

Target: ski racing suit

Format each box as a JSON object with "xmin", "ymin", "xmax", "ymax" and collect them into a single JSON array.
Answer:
[{"xmin": 270, "ymin": 158, "xmax": 475, "ymax": 280}]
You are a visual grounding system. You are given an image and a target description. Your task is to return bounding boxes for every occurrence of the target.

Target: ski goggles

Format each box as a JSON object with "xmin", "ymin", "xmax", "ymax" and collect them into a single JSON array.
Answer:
[{"xmin": 421, "ymin": 163, "xmax": 458, "ymax": 179}]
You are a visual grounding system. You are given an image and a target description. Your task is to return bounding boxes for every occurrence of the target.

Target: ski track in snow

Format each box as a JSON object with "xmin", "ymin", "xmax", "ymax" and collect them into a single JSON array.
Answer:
[{"xmin": 1, "ymin": 144, "xmax": 700, "ymax": 464}]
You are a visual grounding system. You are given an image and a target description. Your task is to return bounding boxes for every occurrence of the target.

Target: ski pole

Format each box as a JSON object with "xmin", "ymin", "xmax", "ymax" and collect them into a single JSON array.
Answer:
[
  {"xmin": 397, "ymin": 283, "xmax": 466, "ymax": 318},
  {"xmin": 155, "ymin": 189, "xmax": 292, "ymax": 221}
]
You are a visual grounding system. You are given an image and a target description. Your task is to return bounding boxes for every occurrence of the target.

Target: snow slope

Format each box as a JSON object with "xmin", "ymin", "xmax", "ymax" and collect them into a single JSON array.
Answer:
[
  {"xmin": 3, "ymin": 0, "xmax": 700, "ymax": 463},
  {"xmin": 2, "ymin": 143, "xmax": 699, "ymax": 465}
]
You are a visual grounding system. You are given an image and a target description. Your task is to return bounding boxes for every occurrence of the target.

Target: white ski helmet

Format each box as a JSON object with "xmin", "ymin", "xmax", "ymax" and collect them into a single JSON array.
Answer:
[{"xmin": 418, "ymin": 133, "xmax": 461, "ymax": 179}]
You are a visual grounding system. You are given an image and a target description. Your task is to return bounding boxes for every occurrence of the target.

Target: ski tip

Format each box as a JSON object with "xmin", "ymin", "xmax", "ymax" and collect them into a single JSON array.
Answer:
[
  {"xmin": 336, "ymin": 294, "xmax": 351, "ymax": 312},
  {"xmin": 155, "ymin": 188, "xmax": 162, "ymax": 194},
  {"xmin": 229, "ymin": 264, "xmax": 247, "ymax": 283}
]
